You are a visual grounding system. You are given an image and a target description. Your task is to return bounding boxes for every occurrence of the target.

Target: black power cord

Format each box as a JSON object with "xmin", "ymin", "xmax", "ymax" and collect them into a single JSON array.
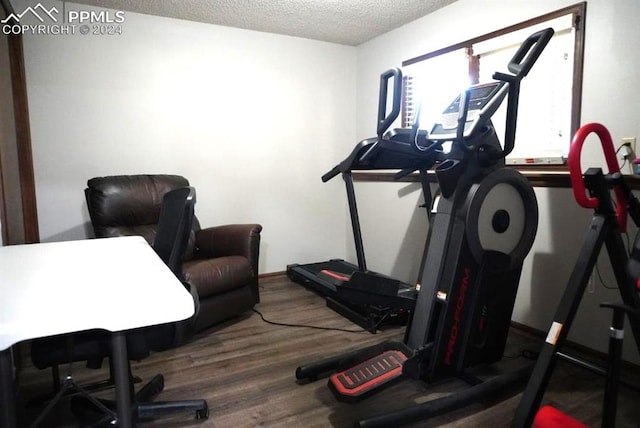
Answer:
[{"xmin": 252, "ymin": 308, "xmax": 367, "ymax": 333}]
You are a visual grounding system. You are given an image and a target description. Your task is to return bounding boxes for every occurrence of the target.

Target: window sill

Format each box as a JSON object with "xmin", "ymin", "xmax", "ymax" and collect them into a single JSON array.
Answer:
[{"xmin": 352, "ymin": 166, "xmax": 640, "ymax": 190}]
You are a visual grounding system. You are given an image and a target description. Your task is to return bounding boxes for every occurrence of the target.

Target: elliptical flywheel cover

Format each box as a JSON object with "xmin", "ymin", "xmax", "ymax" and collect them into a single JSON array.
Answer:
[{"xmin": 464, "ymin": 168, "xmax": 538, "ymax": 267}]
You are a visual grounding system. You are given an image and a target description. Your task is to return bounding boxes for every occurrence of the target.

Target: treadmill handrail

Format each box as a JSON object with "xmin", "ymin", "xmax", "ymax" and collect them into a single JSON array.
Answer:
[
  {"xmin": 322, "ymin": 165, "xmax": 342, "ymax": 183},
  {"xmin": 377, "ymin": 68, "xmax": 403, "ymax": 137}
]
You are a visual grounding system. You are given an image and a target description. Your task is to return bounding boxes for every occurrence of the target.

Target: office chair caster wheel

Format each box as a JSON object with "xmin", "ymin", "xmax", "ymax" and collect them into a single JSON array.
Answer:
[{"xmin": 196, "ymin": 405, "xmax": 209, "ymax": 420}]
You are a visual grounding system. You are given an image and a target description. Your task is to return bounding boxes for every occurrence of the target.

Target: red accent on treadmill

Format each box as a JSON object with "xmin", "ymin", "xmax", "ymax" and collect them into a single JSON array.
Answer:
[
  {"xmin": 636, "ymin": 277, "xmax": 640, "ymax": 291},
  {"xmin": 319, "ymin": 269, "xmax": 350, "ymax": 282},
  {"xmin": 329, "ymin": 350, "xmax": 408, "ymax": 397}
]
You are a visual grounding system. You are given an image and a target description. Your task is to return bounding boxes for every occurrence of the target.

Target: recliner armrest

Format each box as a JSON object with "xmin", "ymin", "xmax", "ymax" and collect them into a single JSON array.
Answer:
[
  {"xmin": 192, "ymin": 223, "xmax": 263, "ymax": 306},
  {"xmin": 194, "ymin": 223, "xmax": 262, "ymax": 263}
]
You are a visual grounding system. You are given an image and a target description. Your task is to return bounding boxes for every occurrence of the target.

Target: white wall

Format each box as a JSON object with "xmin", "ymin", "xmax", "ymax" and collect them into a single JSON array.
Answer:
[
  {"xmin": 354, "ymin": 0, "xmax": 640, "ymax": 362},
  {"xmin": 15, "ymin": 0, "xmax": 640, "ymax": 361},
  {"xmin": 18, "ymin": 0, "xmax": 356, "ymax": 273}
]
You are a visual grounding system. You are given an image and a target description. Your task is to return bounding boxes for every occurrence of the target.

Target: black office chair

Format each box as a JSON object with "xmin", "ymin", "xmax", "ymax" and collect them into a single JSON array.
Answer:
[{"xmin": 29, "ymin": 187, "xmax": 208, "ymax": 426}]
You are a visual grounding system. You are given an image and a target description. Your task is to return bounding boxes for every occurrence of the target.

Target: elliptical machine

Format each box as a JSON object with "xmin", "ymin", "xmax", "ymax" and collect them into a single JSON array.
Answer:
[{"xmin": 295, "ymin": 28, "xmax": 554, "ymax": 427}]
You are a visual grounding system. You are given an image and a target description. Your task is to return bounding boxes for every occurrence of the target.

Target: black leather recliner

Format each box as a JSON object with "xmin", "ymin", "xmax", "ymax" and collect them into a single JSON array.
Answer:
[
  {"xmin": 84, "ymin": 174, "xmax": 263, "ymax": 331},
  {"xmin": 30, "ymin": 187, "xmax": 209, "ymax": 425}
]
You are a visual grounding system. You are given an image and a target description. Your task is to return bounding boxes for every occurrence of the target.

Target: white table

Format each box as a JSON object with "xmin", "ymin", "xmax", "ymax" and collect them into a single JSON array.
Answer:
[{"xmin": 0, "ymin": 236, "xmax": 195, "ymax": 427}]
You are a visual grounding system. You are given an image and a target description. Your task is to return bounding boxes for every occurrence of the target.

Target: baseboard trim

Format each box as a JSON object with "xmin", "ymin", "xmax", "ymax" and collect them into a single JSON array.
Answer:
[
  {"xmin": 511, "ymin": 320, "xmax": 640, "ymax": 372},
  {"xmin": 259, "ymin": 271, "xmax": 286, "ymax": 279}
]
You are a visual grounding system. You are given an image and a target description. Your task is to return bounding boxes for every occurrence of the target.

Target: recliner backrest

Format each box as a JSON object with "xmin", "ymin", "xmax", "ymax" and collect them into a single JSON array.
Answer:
[{"xmin": 85, "ymin": 174, "xmax": 198, "ymax": 259}]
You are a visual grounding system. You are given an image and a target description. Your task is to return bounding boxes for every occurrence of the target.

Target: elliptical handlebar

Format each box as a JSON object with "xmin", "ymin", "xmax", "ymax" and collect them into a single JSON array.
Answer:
[
  {"xmin": 456, "ymin": 88, "xmax": 473, "ymax": 152},
  {"xmin": 446, "ymin": 28, "xmax": 554, "ymax": 159},
  {"xmin": 568, "ymin": 122, "xmax": 628, "ymax": 231},
  {"xmin": 491, "ymin": 72, "xmax": 519, "ymax": 158},
  {"xmin": 507, "ymin": 28, "xmax": 554, "ymax": 78},
  {"xmin": 486, "ymin": 28, "xmax": 554, "ymax": 159}
]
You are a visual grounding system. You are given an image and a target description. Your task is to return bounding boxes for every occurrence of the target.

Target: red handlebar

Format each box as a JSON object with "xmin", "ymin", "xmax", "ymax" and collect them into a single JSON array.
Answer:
[{"xmin": 568, "ymin": 122, "xmax": 627, "ymax": 231}]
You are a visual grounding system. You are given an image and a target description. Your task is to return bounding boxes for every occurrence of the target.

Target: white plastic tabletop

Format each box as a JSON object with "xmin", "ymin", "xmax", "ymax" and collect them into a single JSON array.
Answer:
[{"xmin": 0, "ymin": 236, "xmax": 194, "ymax": 351}]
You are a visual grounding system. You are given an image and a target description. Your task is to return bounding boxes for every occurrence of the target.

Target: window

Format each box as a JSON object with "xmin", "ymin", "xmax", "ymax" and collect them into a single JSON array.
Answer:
[{"xmin": 402, "ymin": 3, "xmax": 585, "ymax": 165}]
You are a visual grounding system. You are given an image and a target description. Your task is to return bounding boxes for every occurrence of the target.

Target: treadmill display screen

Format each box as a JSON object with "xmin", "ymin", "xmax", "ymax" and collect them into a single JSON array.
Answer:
[
  {"xmin": 469, "ymin": 84, "xmax": 499, "ymax": 102},
  {"xmin": 442, "ymin": 82, "xmax": 503, "ymax": 114},
  {"xmin": 430, "ymin": 80, "xmax": 507, "ymax": 137}
]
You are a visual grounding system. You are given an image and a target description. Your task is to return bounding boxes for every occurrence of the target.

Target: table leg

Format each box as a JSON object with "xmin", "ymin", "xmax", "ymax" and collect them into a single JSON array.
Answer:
[
  {"xmin": 111, "ymin": 332, "xmax": 132, "ymax": 428},
  {"xmin": 0, "ymin": 347, "xmax": 17, "ymax": 428}
]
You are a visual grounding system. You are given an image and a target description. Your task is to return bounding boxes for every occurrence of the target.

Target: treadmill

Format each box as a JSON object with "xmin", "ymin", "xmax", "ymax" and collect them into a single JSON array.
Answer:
[{"xmin": 287, "ymin": 68, "xmax": 442, "ymax": 332}]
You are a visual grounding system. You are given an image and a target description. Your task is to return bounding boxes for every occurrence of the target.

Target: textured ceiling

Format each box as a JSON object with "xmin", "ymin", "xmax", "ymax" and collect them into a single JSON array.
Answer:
[{"xmin": 68, "ymin": 0, "xmax": 458, "ymax": 46}]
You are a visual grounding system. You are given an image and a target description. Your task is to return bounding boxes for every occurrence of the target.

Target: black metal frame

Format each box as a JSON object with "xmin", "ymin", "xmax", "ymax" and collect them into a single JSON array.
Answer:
[{"xmin": 513, "ymin": 168, "xmax": 640, "ymax": 427}]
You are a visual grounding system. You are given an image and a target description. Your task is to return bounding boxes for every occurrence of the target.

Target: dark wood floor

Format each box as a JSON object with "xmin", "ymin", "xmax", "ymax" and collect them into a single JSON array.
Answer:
[{"xmin": 17, "ymin": 274, "xmax": 640, "ymax": 427}]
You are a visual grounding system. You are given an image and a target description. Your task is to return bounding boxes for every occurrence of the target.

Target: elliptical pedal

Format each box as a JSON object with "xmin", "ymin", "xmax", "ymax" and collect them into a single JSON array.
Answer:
[{"xmin": 329, "ymin": 350, "xmax": 408, "ymax": 402}]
